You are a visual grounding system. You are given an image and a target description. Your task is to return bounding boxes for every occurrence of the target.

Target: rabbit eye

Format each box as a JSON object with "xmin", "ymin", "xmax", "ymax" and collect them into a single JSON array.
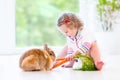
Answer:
[{"xmin": 49, "ymin": 53, "xmax": 53, "ymax": 56}]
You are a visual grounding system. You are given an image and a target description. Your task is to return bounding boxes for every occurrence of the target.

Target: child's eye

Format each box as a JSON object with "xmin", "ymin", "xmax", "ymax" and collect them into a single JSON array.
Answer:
[{"xmin": 65, "ymin": 31, "xmax": 68, "ymax": 33}]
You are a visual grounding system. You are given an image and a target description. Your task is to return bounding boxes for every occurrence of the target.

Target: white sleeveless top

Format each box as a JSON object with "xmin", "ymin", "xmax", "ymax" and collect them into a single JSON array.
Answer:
[{"xmin": 67, "ymin": 28, "xmax": 96, "ymax": 54}]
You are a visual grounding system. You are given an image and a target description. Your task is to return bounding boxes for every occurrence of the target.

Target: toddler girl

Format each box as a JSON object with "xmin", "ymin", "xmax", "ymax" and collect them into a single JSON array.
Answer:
[{"xmin": 56, "ymin": 12, "xmax": 104, "ymax": 70}]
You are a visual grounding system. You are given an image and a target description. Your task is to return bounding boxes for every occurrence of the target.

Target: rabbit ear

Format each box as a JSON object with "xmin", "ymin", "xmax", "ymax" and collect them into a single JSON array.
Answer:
[{"xmin": 44, "ymin": 44, "xmax": 48, "ymax": 50}]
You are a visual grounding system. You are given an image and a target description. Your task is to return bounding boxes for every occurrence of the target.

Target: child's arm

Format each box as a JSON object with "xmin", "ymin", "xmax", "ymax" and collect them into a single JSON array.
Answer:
[
  {"xmin": 57, "ymin": 45, "xmax": 68, "ymax": 58},
  {"xmin": 53, "ymin": 45, "xmax": 68, "ymax": 66},
  {"xmin": 65, "ymin": 50, "xmax": 80, "ymax": 61}
]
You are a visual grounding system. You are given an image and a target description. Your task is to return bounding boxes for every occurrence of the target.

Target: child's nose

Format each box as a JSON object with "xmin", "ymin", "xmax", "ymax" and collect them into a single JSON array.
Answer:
[{"xmin": 66, "ymin": 33, "xmax": 70, "ymax": 37}]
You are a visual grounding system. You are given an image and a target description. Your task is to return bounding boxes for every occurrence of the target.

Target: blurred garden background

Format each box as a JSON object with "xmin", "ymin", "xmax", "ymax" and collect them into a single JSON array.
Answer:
[
  {"xmin": 16, "ymin": 0, "xmax": 120, "ymax": 47},
  {"xmin": 16, "ymin": 0, "xmax": 79, "ymax": 47}
]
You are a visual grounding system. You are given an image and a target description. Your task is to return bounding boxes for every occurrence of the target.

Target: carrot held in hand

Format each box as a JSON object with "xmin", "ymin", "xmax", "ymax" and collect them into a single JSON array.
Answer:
[{"xmin": 51, "ymin": 58, "xmax": 69, "ymax": 69}]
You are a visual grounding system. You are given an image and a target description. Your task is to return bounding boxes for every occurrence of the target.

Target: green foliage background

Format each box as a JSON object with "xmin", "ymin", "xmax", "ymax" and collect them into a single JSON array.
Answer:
[
  {"xmin": 96, "ymin": 0, "xmax": 120, "ymax": 31},
  {"xmin": 16, "ymin": 0, "xmax": 79, "ymax": 47}
]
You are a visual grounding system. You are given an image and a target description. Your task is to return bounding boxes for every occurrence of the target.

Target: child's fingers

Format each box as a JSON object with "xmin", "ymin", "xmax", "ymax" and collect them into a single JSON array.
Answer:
[
  {"xmin": 65, "ymin": 56, "xmax": 74, "ymax": 61},
  {"xmin": 66, "ymin": 57, "xmax": 74, "ymax": 61}
]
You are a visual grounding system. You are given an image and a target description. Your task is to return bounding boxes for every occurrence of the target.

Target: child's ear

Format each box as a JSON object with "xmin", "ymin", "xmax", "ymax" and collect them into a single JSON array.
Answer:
[{"xmin": 44, "ymin": 44, "xmax": 48, "ymax": 50}]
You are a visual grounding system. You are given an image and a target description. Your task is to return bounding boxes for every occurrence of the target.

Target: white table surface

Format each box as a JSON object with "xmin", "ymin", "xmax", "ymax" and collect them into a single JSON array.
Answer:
[{"xmin": 0, "ymin": 54, "xmax": 120, "ymax": 80}]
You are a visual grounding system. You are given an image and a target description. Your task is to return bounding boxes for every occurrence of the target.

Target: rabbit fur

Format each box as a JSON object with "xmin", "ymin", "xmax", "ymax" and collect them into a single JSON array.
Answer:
[{"xmin": 19, "ymin": 44, "xmax": 56, "ymax": 71}]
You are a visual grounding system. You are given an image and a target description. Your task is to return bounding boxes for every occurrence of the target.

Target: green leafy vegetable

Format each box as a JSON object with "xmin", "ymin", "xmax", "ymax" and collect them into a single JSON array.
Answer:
[{"xmin": 73, "ymin": 53, "xmax": 97, "ymax": 71}]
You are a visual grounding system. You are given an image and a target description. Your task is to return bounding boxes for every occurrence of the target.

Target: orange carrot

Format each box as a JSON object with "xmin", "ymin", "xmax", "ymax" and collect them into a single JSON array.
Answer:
[{"xmin": 51, "ymin": 58, "xmax": 69, "ymax": 69}]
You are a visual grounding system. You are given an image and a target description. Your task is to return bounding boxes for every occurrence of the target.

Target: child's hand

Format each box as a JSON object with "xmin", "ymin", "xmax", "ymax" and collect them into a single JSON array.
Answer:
[
  {"xmin": 65, "ymin": 50, "xmax": 80, "ymax": 61},
  {"xmin": 65, "ymin": 55, "xmax": 74, "ymax": 61}
]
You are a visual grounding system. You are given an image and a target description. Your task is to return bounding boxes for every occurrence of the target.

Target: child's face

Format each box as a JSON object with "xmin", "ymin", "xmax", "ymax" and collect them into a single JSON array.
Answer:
[{"xmin": 59, "ymin": 24, "xmax": 77, "ymax": 38}]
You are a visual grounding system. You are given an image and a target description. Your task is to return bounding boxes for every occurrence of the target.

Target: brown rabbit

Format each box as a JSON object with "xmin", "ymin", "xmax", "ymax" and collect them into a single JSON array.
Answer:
[{"xmin": 19, "ymin": 44, "xmax": 56, "ymax": 71}]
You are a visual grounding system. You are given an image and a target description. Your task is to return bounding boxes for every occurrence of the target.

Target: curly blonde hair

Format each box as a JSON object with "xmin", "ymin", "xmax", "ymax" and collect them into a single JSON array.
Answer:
[{"xmin": 57, "ymin": 12, "xmax": 83, "ymax": 30}]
